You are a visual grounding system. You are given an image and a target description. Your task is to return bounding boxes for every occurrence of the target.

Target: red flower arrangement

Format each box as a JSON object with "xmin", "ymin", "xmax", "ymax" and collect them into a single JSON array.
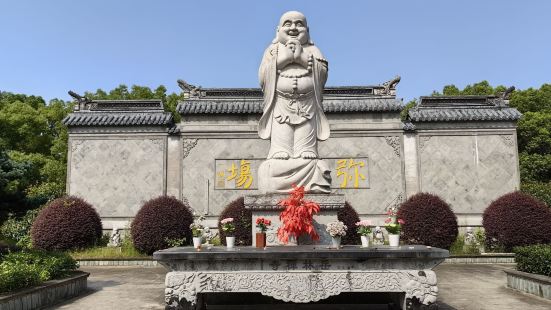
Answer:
[
  {"xmin": 277, "ymin": 185, "xmax": 320, "ymax": 244},
  {"xmin": 256, "ymin": 217, "xmax": 271, "ymax": 233},
  {"xmin": 384, "ymin": 207, "xmax": 405, "ymax": 234}
]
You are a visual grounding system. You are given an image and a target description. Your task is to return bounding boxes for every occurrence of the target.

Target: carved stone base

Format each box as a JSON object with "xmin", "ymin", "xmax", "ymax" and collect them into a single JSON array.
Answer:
[
  {"xmin": 154, "ymin": 245, "xmax": 447, "ymax": 310},
  {"xmin": 164, "ymin": 270, "xmax": 438, "ymax": 309}
]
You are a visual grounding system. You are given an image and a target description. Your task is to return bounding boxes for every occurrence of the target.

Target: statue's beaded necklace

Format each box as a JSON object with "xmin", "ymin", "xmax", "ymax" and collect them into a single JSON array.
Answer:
[{"xmin": 278, "ymin": 54, "xmax": 314, "ymax": 92}]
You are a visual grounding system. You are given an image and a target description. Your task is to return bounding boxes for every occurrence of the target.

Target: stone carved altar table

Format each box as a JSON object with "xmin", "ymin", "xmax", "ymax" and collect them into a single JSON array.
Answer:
[{"xmin": 154, "ymin": 245, "xmax": 448, "ymax": 309}]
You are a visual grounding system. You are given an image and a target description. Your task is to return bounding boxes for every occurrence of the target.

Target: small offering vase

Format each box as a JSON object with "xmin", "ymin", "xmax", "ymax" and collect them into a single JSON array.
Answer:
[
  {"xmin": 361, "ymin": 235, "xmax": 369, "ymax": 248},
  {"xmin": 388, "ymin": 234, "xmax": 400, "ymax": 247},
  {"xmin": 331, "ymin": 236, "xmax": 342, "ymax": 248},
  {"xmin": 226, "ymin": 236, "xmax": 235, "ymax": 249},
  {"xmin": 256, "ymin": 233, "xmax": 266, "ymax": 248}
]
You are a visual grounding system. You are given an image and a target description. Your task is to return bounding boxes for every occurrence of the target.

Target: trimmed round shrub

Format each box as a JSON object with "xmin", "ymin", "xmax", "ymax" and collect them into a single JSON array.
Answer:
[
  {"xmin": 131, "ymin": 196, "xmax": 193, "ymax": 254},
  {"xmin": 337, "ymin": 202, "xmax": 361, "ymax": 245},
  {"xmin": 483, "ymin": 191, "xmax": 551, "ymax": 251},
  {"xmin": 31, "ymin": 196, "xmax": 102, "ymax": 251},
  {"xmin": 218, "ymin": 197, "xmax": 252, "ymax": 246},
  {"xmin": 398, "ymin": 193, "xmax": 458, "ymax": 249}
]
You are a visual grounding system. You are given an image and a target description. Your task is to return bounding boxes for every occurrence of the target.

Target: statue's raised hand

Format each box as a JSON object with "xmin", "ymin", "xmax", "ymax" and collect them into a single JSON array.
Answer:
[
  {"xmin": 277, "ymin": 42, "xmax": 295, "ymax": 68},
  {"xmin": 286, "ymin": 39, "xmax": 302, "ymax": 57}
]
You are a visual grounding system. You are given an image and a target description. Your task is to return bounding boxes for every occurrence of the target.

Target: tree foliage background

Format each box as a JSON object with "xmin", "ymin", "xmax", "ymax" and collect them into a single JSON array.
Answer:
[
  {"xmin": 0, "ymin": 85, "xmax": 184, "ymax": 221},
  {"xmin": 1, "ymin": 81, "xmax": 549, "ymax": 223}
]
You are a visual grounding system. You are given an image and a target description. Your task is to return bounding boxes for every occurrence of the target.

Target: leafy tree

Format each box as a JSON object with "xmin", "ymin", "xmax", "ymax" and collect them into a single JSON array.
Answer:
[
  {"xmin": 0, "ymin": 151, "xmax": 31, "ymax": 207},
  {"xmin": 85, "ymin": 84, "xmax": 182, "ymax": 122},
  {"xmin": 400, "ymin": 99, "xmax": 417, "ymax": 121},
  {"xmin": 0, "ymin": 92, "xmax": 72, "ymax": 215}
]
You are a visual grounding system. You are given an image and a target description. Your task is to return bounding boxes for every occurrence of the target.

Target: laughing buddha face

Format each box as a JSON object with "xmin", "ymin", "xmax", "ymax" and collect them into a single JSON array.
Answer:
[{"xmin": 276, "ymin": 11, "xmax": 310, "ymax": 45}]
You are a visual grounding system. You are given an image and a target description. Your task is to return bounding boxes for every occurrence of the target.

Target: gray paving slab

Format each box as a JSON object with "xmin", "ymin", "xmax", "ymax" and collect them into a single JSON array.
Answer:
[
  {"xmin": 47, "ymin": 264, "xmax": 551, "ymax": 310},
  {"xmin": 435, "ymin": 264, "xmax": 551, "ymax": 310}
]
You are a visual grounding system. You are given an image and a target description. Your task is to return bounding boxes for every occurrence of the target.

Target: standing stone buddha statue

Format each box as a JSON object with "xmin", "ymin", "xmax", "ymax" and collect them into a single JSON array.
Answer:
[{"xmin": 257, "ymin": 11, "xmax": 332, "ymax": 194}]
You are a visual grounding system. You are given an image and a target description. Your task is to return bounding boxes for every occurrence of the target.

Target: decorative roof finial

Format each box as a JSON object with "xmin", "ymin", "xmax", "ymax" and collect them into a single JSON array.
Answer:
[
  {"xmin": 177, "ymin": 79, "xmax": 202, "ymax": 98},
  {"xmin": 68, "ymin": 90, "xmax": 91, "ymax": 111}
]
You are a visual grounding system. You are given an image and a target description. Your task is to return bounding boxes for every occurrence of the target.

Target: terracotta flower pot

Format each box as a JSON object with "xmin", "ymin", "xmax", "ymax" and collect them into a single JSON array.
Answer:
[{"xmin": 256, "ymin": 233, "xmax": 266, "ymax": 248}]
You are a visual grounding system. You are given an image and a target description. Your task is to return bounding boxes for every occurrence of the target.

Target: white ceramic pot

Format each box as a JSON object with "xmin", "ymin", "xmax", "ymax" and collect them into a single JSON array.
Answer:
[
  {"xmin": 331, "ymin": 236, "xmax": 342, "ymax": 248},
  {"xmin": 192, "ymin": 237, "xmax": 202, "ymax": 249},
  {"xmin": 388, "ymin": 234, "xmax": 400, "ymax": 247},
  {"xmin": 361, "ymin": 235, "xmax": 369, "ymax": 248},
  {"xmin": 226, "ymin": 236, "xmax": 235, "ymax": 249}
]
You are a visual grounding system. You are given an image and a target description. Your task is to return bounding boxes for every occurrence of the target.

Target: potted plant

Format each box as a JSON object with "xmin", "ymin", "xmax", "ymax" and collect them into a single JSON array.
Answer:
[
  {"xmin": 326, "ymin": 221, "xmax": 347, "ymax": 249},
  {"xmin": 255, "ymin": 217, "xmax": 271, "ymax": 248},
  {"xmin": 190, "ymin": 216, "xmax": 205, "ymax": 249},
  {"xmin": 278, "ymin": 185, "xmax": 320, "ymax": 245},
  {"xmin": 220, "ymin": 217, "xmax": 236, "ymax": 248},
  {"xmin": 355, "ymin": 220, "xmax": 372, "ymax": 247},
  {"xmin": 385, "ymin": 207, "xmax": 405, "ymax": 247}
]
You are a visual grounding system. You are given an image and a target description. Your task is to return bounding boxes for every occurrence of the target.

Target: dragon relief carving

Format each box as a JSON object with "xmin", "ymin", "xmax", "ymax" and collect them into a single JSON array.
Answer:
[
  {"xmin": 182, "ymin": 139, "xmax": 198, "ymax": 159},
  {"xmin": 418, "ymin": 136, "xmax": 432, "ymax": 151},
  {"xmin": 70, "ymin": 139, "xmax": 86, "ymax": 153},
  {"xmin": 165, "ymin": 270, "xmax": 439, "ymax": 307},
  {"xmin": 499, "ymin": 135, "xmax": 514, "ymax": 147},
  {"xmin": 148, "ymin": 138, "xmax": 164, "ymax": 151},
  {"xmin": 385, "ymin": 136, "xmax": 401, "ymax": 157}
]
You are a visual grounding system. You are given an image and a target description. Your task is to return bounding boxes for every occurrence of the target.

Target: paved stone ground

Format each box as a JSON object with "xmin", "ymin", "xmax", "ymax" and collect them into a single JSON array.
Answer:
[{"xmin": 49, "ymin": 264, "xmax": 551, "ymax": 310}]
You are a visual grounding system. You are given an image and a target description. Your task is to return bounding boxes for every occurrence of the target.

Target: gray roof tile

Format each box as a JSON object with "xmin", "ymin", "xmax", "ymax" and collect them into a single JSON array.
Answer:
[
  {"xmin": 63, "ymin": 112, "xmax": 173, "ymax": 127},
  {"xmin": 408, "ymin": 96, "xmax": 522, "ymax": 122},
  {"xmin": 177, "ymin": 98, "xmax": 402, "ymax": 115},
  {"xmin": 63, "ymin": 99, "xmax": 174, "ymax": 128}
]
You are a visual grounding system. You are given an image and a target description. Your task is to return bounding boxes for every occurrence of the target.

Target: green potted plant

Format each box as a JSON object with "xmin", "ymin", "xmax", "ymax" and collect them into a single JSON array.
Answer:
[
  {"xmin": 385, "ymin": 207, "xmax": 405, "ymax": 247},
  {"xmin": 220, "ymin": 217, "xmax": 236, "ymax": 248},
  {"xmin": 355, "ymin": 220, "xmax": 372, "ymax": 247}
]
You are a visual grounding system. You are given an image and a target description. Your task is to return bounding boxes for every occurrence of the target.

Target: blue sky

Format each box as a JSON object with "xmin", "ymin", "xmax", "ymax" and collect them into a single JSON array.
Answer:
[{"xmin": 1, "ymin": 0, "xmax": 549, "ymax": 103}]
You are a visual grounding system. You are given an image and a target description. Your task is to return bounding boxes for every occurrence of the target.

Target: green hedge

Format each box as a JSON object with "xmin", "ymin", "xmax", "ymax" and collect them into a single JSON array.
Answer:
[
  {"xmin": 0, "ymin": 208, "xmax": 40, "ymax": 248},
  {"xmin": 521, "ymin": 182, "xmax": 551, "ymax": 208},
  {"xmin": 0, "ymin": 250, "xmax": 78, "ymax": 293},
  {"xmin": 514, "ymin": 244, "xmax": 551, "ymax": 277}
]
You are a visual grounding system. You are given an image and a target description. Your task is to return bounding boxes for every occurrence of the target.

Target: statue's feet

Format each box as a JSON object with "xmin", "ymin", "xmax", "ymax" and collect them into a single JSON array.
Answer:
[
  {"xmin": 300, "ymin": 151, "xmax": 317, "ymax": 159},
  {"xmin": 271, "ymin": 152, "xmax": 290, "ymax": 159}
]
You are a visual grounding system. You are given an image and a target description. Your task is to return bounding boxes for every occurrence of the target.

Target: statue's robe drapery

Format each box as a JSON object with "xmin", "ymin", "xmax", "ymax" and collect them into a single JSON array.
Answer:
[
  {"xmin": 256, "ymin": 42, "xmax": 332, "ymax": 194},
  {"xmin": 258, "ymin": 43, "xmax": 330, "ymax": 142}
]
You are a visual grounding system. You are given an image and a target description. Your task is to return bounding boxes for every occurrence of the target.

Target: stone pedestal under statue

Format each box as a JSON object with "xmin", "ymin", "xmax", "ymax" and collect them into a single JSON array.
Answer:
[{"xmin": 244, "ymin": 193, "xmax": 344, "ymax": 246}]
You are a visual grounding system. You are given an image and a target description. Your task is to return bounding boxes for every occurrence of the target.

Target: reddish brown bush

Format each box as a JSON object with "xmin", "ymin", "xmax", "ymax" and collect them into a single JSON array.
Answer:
[
  {"xmin": 483, "ymin": 191, "xmax": 551, "ymax": 251},
  {"xmin": 131, "ymin": 196, "xmax": 193, "ymax": 254},
  {"xmin": 218, "ymin": 197, "xmax": 252, "ymax": 246},
  {"xmin": 337, "ymin": 202, "xmax": 361, "ymax": 245},
  {"xmin": 31, "ymin": 196, "xmax": 102, "ymax": 251},
  {"xmin": 398, "ymin": 193, "xmax": 458, "ymax": 249}
]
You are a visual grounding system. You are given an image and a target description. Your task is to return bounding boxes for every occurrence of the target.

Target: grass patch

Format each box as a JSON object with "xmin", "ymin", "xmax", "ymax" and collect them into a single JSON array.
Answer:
[
  {"xmin": 449, "ymin": 233, "xmax": 482, "ymax": 255},
  {"xmin": 69, "ymin": 246, "xmax": 147, "ymax": 259}
]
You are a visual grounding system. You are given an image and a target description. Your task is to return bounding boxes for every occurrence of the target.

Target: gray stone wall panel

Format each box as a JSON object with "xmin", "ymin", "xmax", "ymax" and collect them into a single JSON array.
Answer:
[
  {"xmin": 419, "ymin": 134, "xmax": 519, "ymax": 214},
  {"xmin": 69, "ymin": 138, "xmax": 166, "ymax": 218}
]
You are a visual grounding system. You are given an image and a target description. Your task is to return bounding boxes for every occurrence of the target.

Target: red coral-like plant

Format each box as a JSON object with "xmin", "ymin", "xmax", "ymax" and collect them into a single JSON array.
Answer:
[{"xmin": 277, "ymin": 185, "xmax": 320, "ymax": 244}]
